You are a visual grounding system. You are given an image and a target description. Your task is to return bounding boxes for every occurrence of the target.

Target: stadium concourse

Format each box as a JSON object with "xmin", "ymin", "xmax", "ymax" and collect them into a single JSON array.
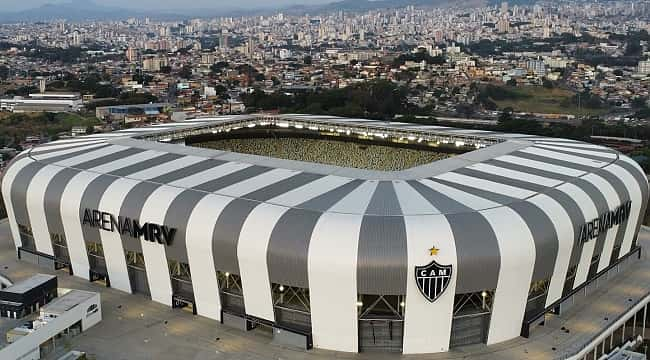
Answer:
[{"xmin": 1, "ymin": 114, "xmax": 648, "ymax": 356}]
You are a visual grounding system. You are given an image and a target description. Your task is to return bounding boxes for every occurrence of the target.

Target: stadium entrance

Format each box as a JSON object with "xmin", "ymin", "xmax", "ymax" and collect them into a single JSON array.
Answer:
[
  {"xmin": 87, "ymin": 242, "xmax": 110, "ymax": 287},
  {"xmin": 450, "ymin": 291, "xmax": 493, "ymax": 347},
  {"xmin": 126, "ymin": 251, "xmax": 150, "ymax": 295},
  {"xmin": 169, "ymin": 260, "xmax": 196, "ymax": 315},
  {"xmin": 50, "ymin": 233, "xmax": 72, "ymax": 273},
  {"xmin": 271, "ymin": 284, "xmax": 312, "ymax": 334},
  {"xmin": 357, "ymin": 294, "xmax": 405, "ymax": 352},
  {"xmin": 218, "ymin": 272, "xmax": 245, "ymax": 316}
]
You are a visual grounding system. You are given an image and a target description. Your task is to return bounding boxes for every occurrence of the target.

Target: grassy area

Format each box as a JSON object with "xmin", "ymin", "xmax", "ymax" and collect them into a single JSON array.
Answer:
[
  {"xmin": 0, "ymin": 112, "xmax": 100, "ymax": 147},
  {"xmin": 491, "ymin": 86, "xmax": 608, "ymax": 117}
]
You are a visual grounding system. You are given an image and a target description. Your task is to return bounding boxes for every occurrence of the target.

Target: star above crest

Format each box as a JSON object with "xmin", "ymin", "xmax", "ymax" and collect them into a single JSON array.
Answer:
[{"xmin": 429, "ymin": 246, "xmax": 439, "ymax": 256}]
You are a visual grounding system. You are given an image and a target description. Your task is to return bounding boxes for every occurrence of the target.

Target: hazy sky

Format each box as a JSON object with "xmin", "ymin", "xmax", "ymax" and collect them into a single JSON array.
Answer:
[{"xmin": 4, "ymin": 0, "xmax": 334, "ymax": 11}]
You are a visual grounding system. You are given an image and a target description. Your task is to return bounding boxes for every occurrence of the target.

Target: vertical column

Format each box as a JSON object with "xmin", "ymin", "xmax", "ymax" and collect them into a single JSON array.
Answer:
[
  {"xmin": 237, "ymin": 203, "xmax": 288, "ymax": 321},
  {"xmin": 97, "ymin": 178, "xmax": 141, "ymax": 294},
  {"xmin": 402, "ymin": 215, "xmax": 457, "ymax": 354},
  {"xmin": 139, "ymin": 186, "xmax": 185, "ymax": 306},
  {"xmin": 60, "ymin": 172, "xmax": 102, "ymax": 280},
  {"xmin": 1, "ymin": 157, "xmax": 34, "ymax": 248},
  {"xmin": 484, "ymin": 207, "xmax": 536, "ymax": 345},
  {"xmin": 185, "ymin": 194, "xmax": 233, "ymax": 321},
  {"xmin": 25, "ymin": 165, "xmax": 64, "ymax": 256},
  {"xmin": 308, "ymin": 212, "xmax": 363, "ymax": 352}
]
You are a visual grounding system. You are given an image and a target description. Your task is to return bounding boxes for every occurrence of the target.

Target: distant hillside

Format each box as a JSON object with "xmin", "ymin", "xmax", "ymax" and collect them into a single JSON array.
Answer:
[
  {"xmin": 0, "ymin": 0, "xmax": 142, "ymax": 22},
  {"xmin": 0, "ymin": 0, "xmax": 486, "ymax": 23}
]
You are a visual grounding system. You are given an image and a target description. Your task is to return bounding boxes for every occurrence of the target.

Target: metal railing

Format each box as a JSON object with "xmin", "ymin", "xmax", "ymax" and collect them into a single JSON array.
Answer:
[{"xmin": 521, "ymin": 246, "xmax": 642, "ymax": 338}]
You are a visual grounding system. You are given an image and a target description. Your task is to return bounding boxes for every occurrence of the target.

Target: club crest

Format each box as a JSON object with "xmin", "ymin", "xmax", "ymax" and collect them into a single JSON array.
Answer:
[{"xmin": 415, "ymin": 260, "xmax": 452, "ymax": 302}]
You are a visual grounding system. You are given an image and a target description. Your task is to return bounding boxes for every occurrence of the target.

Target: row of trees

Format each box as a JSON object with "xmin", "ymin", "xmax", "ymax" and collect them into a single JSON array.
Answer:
[
  {"xmin": 0, "ymin": 112, "xmax": 99, "ymax": 148},
  {"xmin": 243, "ymin": 80, "xmax": 414, "ymax": 119}
]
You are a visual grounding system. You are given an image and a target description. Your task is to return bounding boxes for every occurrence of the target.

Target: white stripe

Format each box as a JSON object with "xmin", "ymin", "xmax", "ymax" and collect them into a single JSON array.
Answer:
[
  {"xmin": 419, "ymin": 179, "xmax": 500, "ymax": 210},
  {"xmin": 308, "ymin": 212, "xmax": 363, "ymax": 352},
  {"xmin": 168, "ymin": 162, "xmax": 252, "ymax": 188},
  {"xmin": 534, "ymin": 141, "xmax": 611, "ymax": 150},
  {"xmin": 602, "ymin": 162, "xmax": 644, "ymax": 257},
  {"xmin": 484, "ymin": 206, "xmax": 536, "ymax": 345},
  {"xmin": 139, "ymin": 186, "xmax": 186, "ymax": 306},
  {"xmin": 468, "ymin": 163, "xmax": 563, "ymax": 188},
  {"xmin": 127, "ymin": 156, "xmax": 205, "ymax": 181},
  {"xmin": 53, "ymin": 145, "xmax": 128, "ymax": 167},
  {"xmin": 556, "ymin": 183, "xmax": 599, "ymax": 289},
  {"xmin": 519, "ymin": 147, "xmax": 610, "ymax": 168},
  {"xmin": 269, "ymin": 175, "xmax": 352, "ymax": 207},
  {"xmin": 496, "ymin": 154, "xmax": 586, "ymax": 177},
  {"xmin": 30, "ymin": 139, "xmax": 107, "ymax": 153},
  {"xmin": 434, "ymin": 172, "xmax": 536, "ymax": 199},
  {"xmin": 1, "ymin": 157, "xmax": 34, "ymax": 248},
  {"xmin": 527, "ymin": 194, "xmax": 574, "ymax": 307},
  {"xmin": 31, "ymin": 143, "xmax": 108, "ymax": 161},
  {"xmin": 61, "ymin": 171, "xmax": 102, "ymax": 280},
  {"xmin": 217, "ymin": 168, "xmax": 299, "ymax": 198},
  {"xmin": 237, "ymin": 203, "xmax": 287, "ymax": 321},
  {"xmin": 25, "ymin": 165, "xmax": 63, "ymax": 255},
  {"xmin": 97, "ymin": 178, "xmax": 140, "ymax": 293},
  {"xmin": 403, "ymin": 215, "xmax": 456, "ymax": 353},
  {"xmin": 327, "ymin": 181, "xmax": 378, "ymax": 214},
  {"xmin": 583, "ymin": 173, "xmax": 621, "ymax": 272},
  {"xmin": 88, "ymin": 150, "xmax": 165, "ymax": 173},
  {"xmin": 534, "ymin": 144, "xmax": 618, "ymax": 159},
  {"xmin": 393, "ymin": 180, "xmax": 440, "ymax": 215},
  {"xmin": 186, "ymin": 194, "xmax": 233, "ymax": 321}
]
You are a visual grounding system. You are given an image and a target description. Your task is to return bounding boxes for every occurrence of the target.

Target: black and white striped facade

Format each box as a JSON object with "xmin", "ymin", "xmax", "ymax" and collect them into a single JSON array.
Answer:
[{"xmin": 1, "ymin": 114, "xmax": 647, "ymax": 354}]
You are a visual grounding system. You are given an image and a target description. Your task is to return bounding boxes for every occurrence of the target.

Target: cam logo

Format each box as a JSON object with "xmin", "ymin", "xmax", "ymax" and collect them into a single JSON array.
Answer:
[{"xmin": 415, "ymin": 260, "xmax": 452, "ymax": 302}]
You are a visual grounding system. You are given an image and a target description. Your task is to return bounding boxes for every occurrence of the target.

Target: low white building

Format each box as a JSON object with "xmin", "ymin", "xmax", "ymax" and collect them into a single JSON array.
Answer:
[
  {"xmin": 0, "ymin": 289, "xmax": 101, "ymax": 360},
  {"xmin": 0, "ymin": 93, "xmax": 82, "ymax": 113}
]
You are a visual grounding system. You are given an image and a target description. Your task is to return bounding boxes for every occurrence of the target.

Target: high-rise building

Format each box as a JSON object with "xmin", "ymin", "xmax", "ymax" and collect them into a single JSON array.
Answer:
[
  {"xmin": 497, "ymin": 18, "xmax": 510, "ymax": 33},
  {"xmin": 637, "ymin": 60, "xmax": 650, "ymax": 75},
  {"xmin": 125, "ymin": 47, "xmax": 138, "ymax": 62},
  {"xmin": 219, "ymin": 32, "xmax": 229, "ymax": 49},
  {"xmin": 72, "ymin": 31, "xmax": 81, "ymax": 46}
]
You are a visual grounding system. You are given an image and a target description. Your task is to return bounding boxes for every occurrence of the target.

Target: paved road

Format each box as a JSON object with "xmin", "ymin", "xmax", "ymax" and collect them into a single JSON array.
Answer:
[{"xmin": 0, "ymin": 219, "xmax": 648, "ymax": 360}]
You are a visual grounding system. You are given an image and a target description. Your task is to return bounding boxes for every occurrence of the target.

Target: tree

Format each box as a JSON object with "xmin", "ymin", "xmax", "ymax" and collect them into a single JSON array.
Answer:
[
  {"xmin": 625, "ymin": 38, "xmax": 642, "ymax": 57},
  {"xmin": 210, "ymin": 61, "xmax": 229, "ymax": 74},
  {"xmin": 542, "ymin": 79, "xmax": 554, "ymax": 89},
  {"xmin": 179, "ymin": 65, "xmax": 193, "ymax": 79},
  {"xmin": 0, "ymin": 65, "xmax": 9, "ymax": 80}
]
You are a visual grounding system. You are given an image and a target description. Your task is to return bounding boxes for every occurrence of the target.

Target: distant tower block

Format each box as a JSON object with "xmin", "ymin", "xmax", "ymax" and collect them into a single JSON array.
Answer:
[{"xmin": 39, "ymin": 78, "xmax": 46, "ymax": 94}]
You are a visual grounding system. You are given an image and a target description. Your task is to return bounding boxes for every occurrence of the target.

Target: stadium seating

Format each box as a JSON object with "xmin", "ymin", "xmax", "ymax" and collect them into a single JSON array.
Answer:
[{"xmin": 197, "ymin": 137, "xmax": 451, "ymax": 171}]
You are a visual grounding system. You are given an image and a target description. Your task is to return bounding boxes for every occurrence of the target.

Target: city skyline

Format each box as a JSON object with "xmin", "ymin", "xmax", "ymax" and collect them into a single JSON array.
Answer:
[{"xmin": 3, "ymin": 0, "xmax": 335, "ymax": 12}]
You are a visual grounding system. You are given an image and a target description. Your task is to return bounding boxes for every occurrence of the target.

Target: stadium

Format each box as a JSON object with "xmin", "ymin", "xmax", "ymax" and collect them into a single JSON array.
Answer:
[{"xmin": 1, "ymin": 114, "xmax": 648, "ymax": 354}]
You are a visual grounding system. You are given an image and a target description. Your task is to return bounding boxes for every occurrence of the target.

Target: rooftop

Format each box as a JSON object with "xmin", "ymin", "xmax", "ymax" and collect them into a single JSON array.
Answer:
[{"xmin": 1, "ymin": 274, "xmax": 55, "ymax": 295}]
